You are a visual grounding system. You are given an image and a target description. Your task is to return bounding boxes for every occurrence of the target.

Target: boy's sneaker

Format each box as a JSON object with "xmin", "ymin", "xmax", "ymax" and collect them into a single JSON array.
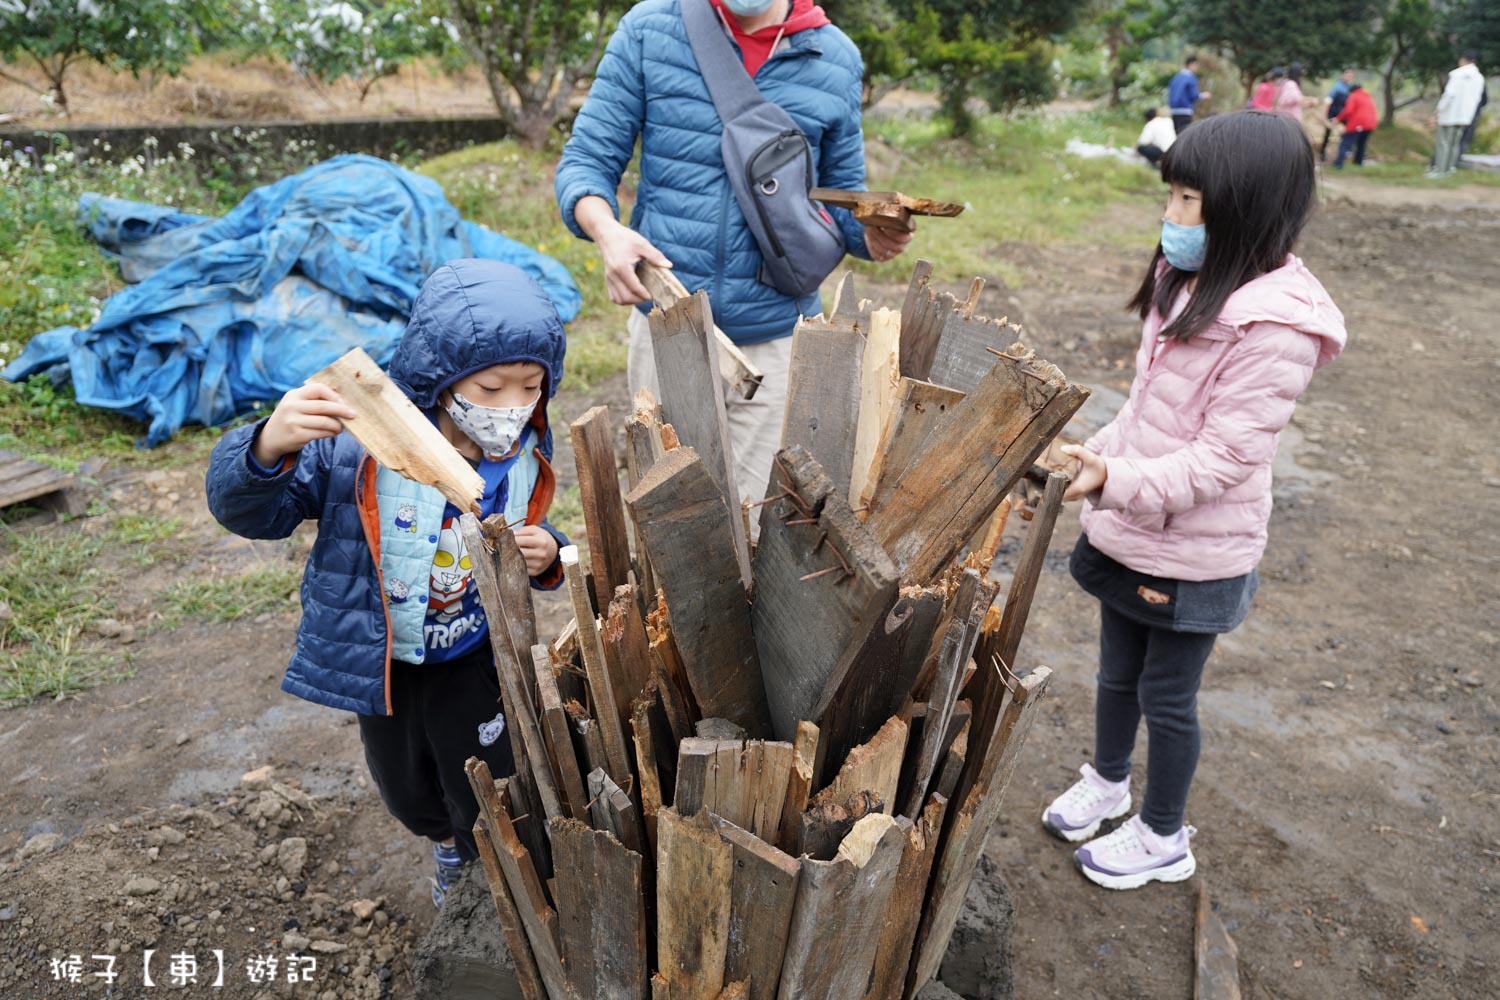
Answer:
[
  {"xmin": 1040, "ymin": 763, "xmax": 1132, "ymax": 843},
  {"xmin": 430, "ymin": 841, "xmax": 466, "ymax": 909},
  {"xmin": 1074, "ymin": 814, "xmax": 1197, "ymax": 890}
]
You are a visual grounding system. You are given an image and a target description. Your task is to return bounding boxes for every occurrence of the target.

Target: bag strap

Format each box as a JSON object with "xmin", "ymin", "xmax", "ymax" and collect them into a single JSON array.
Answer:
[{"xmin": 681, "ymin": 0, "xmax": 763, "ymax": 122}]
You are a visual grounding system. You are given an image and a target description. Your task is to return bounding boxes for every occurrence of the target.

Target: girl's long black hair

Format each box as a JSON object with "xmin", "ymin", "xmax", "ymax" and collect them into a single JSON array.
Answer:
[{"xmin": 1129, "ymin": 111, "xmax": 1316, "ymax": 341}]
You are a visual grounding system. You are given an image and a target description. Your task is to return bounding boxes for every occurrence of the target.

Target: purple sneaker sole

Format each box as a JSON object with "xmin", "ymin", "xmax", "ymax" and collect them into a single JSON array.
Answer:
[
  {"xmin": 1073, "ymin": 845, "xmax": 1197, "ymax": 890},
  {"xmin": 1040, "ymin": 791, "xmax": 1133, "ymax": 843}
]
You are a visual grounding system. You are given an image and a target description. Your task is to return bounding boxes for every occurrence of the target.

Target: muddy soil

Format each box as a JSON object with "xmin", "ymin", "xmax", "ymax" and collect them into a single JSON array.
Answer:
[{"xmin": 2, "ymin": 179, "xmax": 1497, "ymax": 999}]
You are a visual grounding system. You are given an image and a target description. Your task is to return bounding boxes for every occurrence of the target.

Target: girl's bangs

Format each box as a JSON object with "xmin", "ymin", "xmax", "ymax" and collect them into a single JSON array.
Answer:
[{"xmin": 1160, "ymin": 136, "xmax": 1208, "ymax": 191}]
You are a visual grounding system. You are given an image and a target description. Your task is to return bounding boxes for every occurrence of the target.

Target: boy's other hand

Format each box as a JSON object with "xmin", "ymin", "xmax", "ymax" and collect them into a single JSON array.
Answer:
[
  {"xmin": 253, "ymin": 383, "xmax": 357, "ymax": 468},
  {"xmin": 1060, "ymin": 444, "xmax": 1108, "ymax": 502},
  {"xmin": 512, "ymin": 525, "xmax": 560, "ymax": 576}
]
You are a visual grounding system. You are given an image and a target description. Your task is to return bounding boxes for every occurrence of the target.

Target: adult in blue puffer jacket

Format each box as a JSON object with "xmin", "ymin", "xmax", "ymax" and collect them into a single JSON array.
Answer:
[
  {"xmin": 556, "ymin": 0, "xmax": 913, "ymax": 510},
  {"xmin": 205, "ymin": 259, "xmax": 568, "ymax": 906}
]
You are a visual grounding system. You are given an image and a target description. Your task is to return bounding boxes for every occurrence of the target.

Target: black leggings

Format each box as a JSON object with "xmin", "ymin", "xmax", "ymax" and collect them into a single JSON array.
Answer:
[
  {"xmin": 356, "ymin": 646, "xmax": 516, "ymax": 862},
  {"xmin": 1093, "ymin": 603, "xmax": 1217, "ymax": 836}
]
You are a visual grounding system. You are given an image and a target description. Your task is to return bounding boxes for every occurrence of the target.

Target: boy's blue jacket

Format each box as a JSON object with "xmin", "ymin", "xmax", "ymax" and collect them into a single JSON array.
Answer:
[
  {"xmin": 1168, "ymin": 69, "xmax": 1201, "ymax": 113},
  {"xmin": 205, "ymin": 260, "xmax": 568, "ymax": 717},
  {"xmin": 554, "ymin": 0, "xmax": 872, "ymax": 346}
]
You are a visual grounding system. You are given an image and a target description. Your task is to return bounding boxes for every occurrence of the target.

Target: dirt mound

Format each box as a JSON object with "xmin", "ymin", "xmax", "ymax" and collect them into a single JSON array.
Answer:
[{"xmin": 153, "ymin": 78, "xmax": 301, "ymax": 122}]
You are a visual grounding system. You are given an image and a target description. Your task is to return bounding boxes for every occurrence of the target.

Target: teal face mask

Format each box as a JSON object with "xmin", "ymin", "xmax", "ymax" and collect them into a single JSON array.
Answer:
[
  {"xmin": 722, "ymin": 0, "xmax": 777, "ymax": 14},
  {"xmin": 1161, "ymin": 220, "xmax": 1207, "ymax": 271}
]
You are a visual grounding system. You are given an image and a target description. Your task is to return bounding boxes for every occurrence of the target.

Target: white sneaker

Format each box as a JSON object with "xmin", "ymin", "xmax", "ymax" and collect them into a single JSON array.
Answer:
[
  {"xmin": 1040, "ymin": 763, "xmax": 1132, "ymax": 843},
  {"xmin": 1074, "ymin": 814, "xmax": 1197, "ymax": 890}
]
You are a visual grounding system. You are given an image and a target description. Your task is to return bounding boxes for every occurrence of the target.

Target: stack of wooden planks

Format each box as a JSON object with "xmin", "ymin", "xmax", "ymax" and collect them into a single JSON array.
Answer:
[{"xmin": 463, "ymin": 262, "xmax": 1088, "ymax": 1000}]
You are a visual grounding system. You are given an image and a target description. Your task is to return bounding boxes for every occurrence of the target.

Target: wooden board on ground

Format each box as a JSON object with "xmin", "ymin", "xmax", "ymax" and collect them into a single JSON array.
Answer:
[
  {"xmin": 780, "ymin": 317, "xmax": 864, "ymax": 497},
  {"xmin": 752, "ymin": 446, "xmax": 899, "ymax": 741},
  {"xmin": 551, "ymin": 816, "xmax": 649, "ymax": 1000},
  {"xmin": 655, "ymin": 809, "xmax": 733, "ymax": 999},
  {"xmin": 0, "ymin": 450, "xmax": 83, "ymax": 515},
  {"xmin": 808, "ymin": 188, "xmax": 965, "ymax": 233},
  {"xmin": 713, "ymin": 817, "xmax": 801, "ymax": 1000},
  {"xmin": 648, "ymin": 293, "xmax": 752, "ymax": 582},
  {"xmin": 637, "ymin": 260, "xmax": 764, "ymax": 402},
  {"xmin": 307, "ymin": 347, "xmax": 484, "ymax": 512},
  {"xmin": 673, "ymin": 738, "xmax": 793, "ymax": 845},
  {"xmin": 571, "ymin": 406, "xmax": 635, "ymax": 613},
  {"xmin": 626, "ymin": 447, "xmax": 771, "ymax": 736},
  {"xmin": 864, "ymin": 380, "xmax": 965, "ymax": 520},
  {"xmin": 1194, "ymin": 881, "xmax": 1242, "ymax": 1000},
  {"xmin": 865, "ymin": 794, "xmax": 948, "ymax": 1000}
]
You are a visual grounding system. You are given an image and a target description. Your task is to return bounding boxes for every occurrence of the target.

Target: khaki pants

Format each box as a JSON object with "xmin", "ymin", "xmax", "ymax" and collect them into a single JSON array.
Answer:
[
  {"xmin": 1433, "ymin": 124, "xmax": 1466, "ymax": 174},
  {"xmin": 626, "ymin": 307, "xmax": 793, "ymax": 525}
]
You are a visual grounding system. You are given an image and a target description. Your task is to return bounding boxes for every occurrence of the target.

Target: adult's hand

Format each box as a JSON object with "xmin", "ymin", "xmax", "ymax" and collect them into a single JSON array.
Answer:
[
  {"xmin": 575, "ymin": 195, "xmax": 673, "ymax": 306},
  {"xmin": 864, "ymin": 223, "xmax": 914, "ymax": 263}
]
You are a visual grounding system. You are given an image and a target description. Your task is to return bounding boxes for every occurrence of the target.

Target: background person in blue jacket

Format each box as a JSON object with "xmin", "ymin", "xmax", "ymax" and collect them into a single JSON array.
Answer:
[
  {"xmin": 205, "ymin": 259, "xmax": 569, "ymax": 909},
  {"xmin": 555, "ymin": 0, "xmax": 913, "ymax": 512},
  {"xmin": 1168, "ymin": 56, "xmax": 1212, "ymax": 134}
]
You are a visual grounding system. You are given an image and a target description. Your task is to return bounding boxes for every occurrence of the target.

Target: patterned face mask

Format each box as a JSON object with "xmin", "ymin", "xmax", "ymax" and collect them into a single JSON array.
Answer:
[{"xmin": 442, "ymin": 389, "xmax": 539, "ymax": 459}]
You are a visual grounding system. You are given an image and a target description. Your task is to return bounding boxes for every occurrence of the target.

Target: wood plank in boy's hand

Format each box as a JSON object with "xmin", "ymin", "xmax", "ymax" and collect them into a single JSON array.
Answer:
[{"xmin": 307, "ymin": 347, "xmax": 484, "ymax": 513}]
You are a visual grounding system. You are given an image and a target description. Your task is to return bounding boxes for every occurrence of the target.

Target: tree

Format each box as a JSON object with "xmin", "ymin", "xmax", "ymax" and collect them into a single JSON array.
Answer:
[
  {"xmin": 1373, "ymin": 0, "xmax": 1452, "ymax": 127},
  {"xmin": 444, "ymin": 0, "xmax": 629, "ymax": 150},
  {"xmin": 822, "ymin": 0, "xmax": 915, "ymax": 107},
  {"xmin": 1448, "ymin": 0, "xmax": 1500, "ymax": 69},
  {"xmin": 0, "ymin": 0, "xmax": 201, "ymax": 113},
  {"xmin": 248, "ymin": 0, "xmax": 442, "ymax": 104},
  {"xmin": 1095, "ymin": 0, "xmax": 1178, "ymax": 107},
  {"xmin": 1181, "ymin": 0, "xmax": 1383, "ymax": 93}
]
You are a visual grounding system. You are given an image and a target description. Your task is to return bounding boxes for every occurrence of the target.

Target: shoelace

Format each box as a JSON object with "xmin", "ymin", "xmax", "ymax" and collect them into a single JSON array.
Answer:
[
  {"xmin": 1096, "ymin": 820, "xmax": 1145, "ymax": 856},
  {"xmin": 1059, "ymin": 777, "xmax": 1113, "ymax": 813}
]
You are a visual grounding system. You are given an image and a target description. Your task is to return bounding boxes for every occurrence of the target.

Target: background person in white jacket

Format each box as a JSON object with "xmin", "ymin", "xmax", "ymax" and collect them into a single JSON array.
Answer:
[{"xmin": 1429, "ymin": 52, "xmax": 1486, "ymax": 176}]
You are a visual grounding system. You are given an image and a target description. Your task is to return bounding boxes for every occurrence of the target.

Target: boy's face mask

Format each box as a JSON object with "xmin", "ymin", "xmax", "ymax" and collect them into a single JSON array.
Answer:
[
  {"xmin": 722, "ymin": 0, "xmax": 777, "ymax": 15},
  {"xmin": 1160, "ymin": 220, "xmax": 1207, "ymax": 272},
  {"xmin": 443, "ymin": 390, "xmax": 540, "ymax": 459}
]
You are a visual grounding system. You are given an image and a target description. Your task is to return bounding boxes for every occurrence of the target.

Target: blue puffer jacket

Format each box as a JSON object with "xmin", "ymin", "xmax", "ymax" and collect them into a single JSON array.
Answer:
[
  {"xmin": 555, "ymin": 0, "xmax": 871, "ymax": 345},
  {"xmin": 205, "ymin": 260, "xmax": 569, "ymax": 717}
]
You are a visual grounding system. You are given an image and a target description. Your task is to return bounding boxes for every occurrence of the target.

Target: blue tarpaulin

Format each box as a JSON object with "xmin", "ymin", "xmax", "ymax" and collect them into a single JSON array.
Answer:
[{"xmin": 2, "ymin": 154, "xmax": 581, "ymax": 446}]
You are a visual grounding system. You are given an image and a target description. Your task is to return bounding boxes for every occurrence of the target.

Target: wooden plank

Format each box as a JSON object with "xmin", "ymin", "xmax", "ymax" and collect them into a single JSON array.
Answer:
[
  {"xmin": 933, "ymin": 720, "xmax": 969, "ymax": 804},
  {"xmin": 637, "ymin": 260, "xmax": 763, "ymax": 402},
  {"xmin": 626, "ymin": 447, "xmax": 770, "ymax": 736},
  {"xmin": 869, "ymin": 348, "xmax": 1087, "ymax": 583},
  {"xmin": 796, "ymin": 790, "xmax": 883, "ymax": 860},
  {"xmin": 902, "ymin": 570, "xmax": 984, "ymax": 818},
  {"xmin": 602, "ymin": 583, "xmax": 656, "ymax": 730},
  {"xmin": 534, "ymin": 643, "xmax": 589, "ymax": 823},
  {"xmin": 568, "ymin": 700, "xmax": 610, "ymax": 781},
  {"xmin": 905, "ymin": 668, "xmax": 1052, "ymax": 996},
  {"xmin": 752, "ymin": 445, "xmax": 899, "ymax": 741},
  {"xmin": 817, "ymin": 585, "xmax": 944, "ymax": 778},
  {"xmin": 471, "ymin": 819, "xmax": 550, "ymax": 1000},
  {"xmin": 0, "ymin": 461, "xmax": 76, "ymax": 510},
  {"xmin": 632, "ymin": 690, "xmax": 673, "ymax": 854},
  {"xmin": 588, "ymin": 767, "xmax": 645, "ymax": 857},
  {"xmin": 713, "ymin": 818, "xmax": 801, "ymax": 1000},
  {"xmin": 777, "ymin": 814, "xmax": 906, "ymax": 1000},
  {"xmin": 717, "ymin": 984, "xmax": 750, "ymax": 1000},
  {"xmin": 674, "ymin": 738, "xmax": 794, "ymax": 844},
  {"xmin": 779, "ymin": 317, "xmax": 864, "ymax": 497},
  {"xmin": 850, "ymin": 307, "xmax": 902, "ymax": 512},
  {"xmin": 864, "ymin": 379, "xmax": 965, "ymax": 521},
  {"xmin": 897, "ymin": 261, "xmax": 938, "ymax": 379},
  {"xmin": 561, "ymin": 544, "xmax": 636, "ymax": 790},
  {"xmin": 811, "ymin": 716, "xmax": 908, "ymax": 816},
  {"xmin": 808, "ymin": 188, "xmax": 965, "ymax": 232},
  {"xmin": 656, "ymin": 809, "xmax": 733, "ymax": 999},
  {"xmin": 459, "ymin": 514, "xmax": 564, "ymax": 832},
  {"xmin": 572, "ymin": 406, "xmax": 634, "ymax": 613},
  {"xmin": 926, "ymin": 280, "xmax": 1023, "ymax": 394},
  {"xmin": 307, "ymin": 347, "xmax": 483, "ymax": 511},
  {"xmin": 777, "ymin": 721, "xmax": 819, "ymax": 855},
  {"xmin": 864, "ymin": 795, "xmax": 948, "ymax": 1000},
  {"xmin": 1195, "ymin": 881, "xmax": 1242, "ymax": 1000},
  {"xmin": 900, "ymin": 700, "xmax": 970, "ymax": 807},
  {"xmin": 464, "ymin": 764, "xmax": 566, "ymax": 996},
  {"xmin": 646, "ymin": 593, "xmax": 698, "ymax": 735},
  {"xmin": 647, "ymin": 293, "xmax": 751, "ymax": 583},
  {"xmin": 551, "ymin": 816, "xmax": 649, "ymax": 1000},
  {"xmin": 482, "ymin": 515, "xmax": 538, "ymax": 664}
]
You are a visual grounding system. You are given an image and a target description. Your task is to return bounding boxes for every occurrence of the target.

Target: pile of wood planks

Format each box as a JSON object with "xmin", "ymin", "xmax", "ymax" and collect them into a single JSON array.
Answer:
[{"xmin": 463, "ymin": 262, "xmax": 1088, "ymax": 1000}]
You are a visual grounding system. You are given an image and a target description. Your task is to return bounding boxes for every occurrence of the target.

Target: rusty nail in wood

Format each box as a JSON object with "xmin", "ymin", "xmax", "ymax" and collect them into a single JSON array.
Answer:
[
  {"xmin": 813, "ymin": 530, "xmax": 828, "ymax": 553},
  {"xmin": 786, "ymin": 517, "xmax": 817, "ymax": 527},
  {"xmin": 800, "ymin": 566, "xmax": 843, "ymax": 582}
]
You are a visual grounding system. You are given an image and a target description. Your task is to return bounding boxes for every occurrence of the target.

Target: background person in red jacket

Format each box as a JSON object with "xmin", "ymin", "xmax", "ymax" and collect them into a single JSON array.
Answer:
[{"xmin": 1333, "ymin": 83, "xmax": 1378, "ymax": 168}]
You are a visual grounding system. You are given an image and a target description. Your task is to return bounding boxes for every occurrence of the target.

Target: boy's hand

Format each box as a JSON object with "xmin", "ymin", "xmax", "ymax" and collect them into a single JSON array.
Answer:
[
  {"xmin": 253, "ymin": 384, "xmax": 357, "ymax": 469},
  {"xmin": 1060, "ymin": 445, "xmax": 1108, "ymax": 502},
  {"xmin": 512, "ymin": 525, "xmax": 560, "ymax": 576}
]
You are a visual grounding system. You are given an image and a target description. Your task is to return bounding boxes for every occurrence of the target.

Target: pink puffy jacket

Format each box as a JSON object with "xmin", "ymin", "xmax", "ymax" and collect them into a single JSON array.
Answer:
[{"xmin": 1080, "ymin": 255, "xmax": 1346, "ymax": 581}]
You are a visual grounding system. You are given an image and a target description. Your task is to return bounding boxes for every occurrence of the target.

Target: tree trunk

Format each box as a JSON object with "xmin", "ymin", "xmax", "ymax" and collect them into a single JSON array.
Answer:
[
  {"xmin": 1106, "ymin": 26, "xmax": 1122, "ymax": 108},
  {"xmin": 1381, "ymin": 52, "xmax": 1399, "ymax": 128}
]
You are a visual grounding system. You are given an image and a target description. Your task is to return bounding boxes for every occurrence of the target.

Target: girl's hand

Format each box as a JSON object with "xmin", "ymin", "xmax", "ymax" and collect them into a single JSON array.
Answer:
[
  {"xmin": 1060, "ymin": 445, "xmax": 1108, "ymax": 502},
  {"xmin": 864, "ymin": 223, "xmax": 914, "ymax": 262},
  {"xmin": 253, "ymin": 383, "xmax": 357, "ymax": 468},
  {"xmin": 512, "ymin": 525, "xmax": 560, "ymax": 576}
]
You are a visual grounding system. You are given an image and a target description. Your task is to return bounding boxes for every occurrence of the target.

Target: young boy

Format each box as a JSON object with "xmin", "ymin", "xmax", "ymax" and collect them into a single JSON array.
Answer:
[{"xmin": 206, "ymin": 259, "xmax": 568, "ymax": 907}]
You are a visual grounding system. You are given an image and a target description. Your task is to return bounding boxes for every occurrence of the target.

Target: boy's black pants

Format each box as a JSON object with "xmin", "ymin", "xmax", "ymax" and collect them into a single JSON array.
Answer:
[{"xmin": 356, "ymin": 645, "xmax": 516, "ymax": 863}]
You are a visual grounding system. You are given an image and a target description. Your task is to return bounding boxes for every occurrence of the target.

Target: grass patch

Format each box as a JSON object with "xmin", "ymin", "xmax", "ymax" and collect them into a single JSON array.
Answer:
[
  {"xmin": 548, "ymin": 481, "xmax": 586, "ymax": 547},
  {"xmin": 0, "ymin": 512, "xmax": 181, "ymax": 706},
  {"xmin": 161, "ymin": 562, "xmax": 301, "ymax": 624}
]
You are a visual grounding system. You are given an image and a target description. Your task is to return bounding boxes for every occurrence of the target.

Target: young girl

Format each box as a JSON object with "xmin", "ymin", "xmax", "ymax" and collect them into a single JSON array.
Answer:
[{"xmin": 1041, "ymin": 111, "xmax": 1346, "ymax": 890}]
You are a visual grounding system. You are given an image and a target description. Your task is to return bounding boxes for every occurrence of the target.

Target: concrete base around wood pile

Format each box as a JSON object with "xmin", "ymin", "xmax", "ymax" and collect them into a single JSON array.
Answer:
[{"xmin": 415, "ymin": 853, "xmax": 1016, "ymax": 1000}]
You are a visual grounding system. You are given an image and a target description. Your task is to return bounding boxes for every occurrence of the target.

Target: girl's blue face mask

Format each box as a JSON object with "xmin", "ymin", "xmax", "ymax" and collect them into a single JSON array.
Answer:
[
  {"xmin": 1161, "ymin": 220, "xmax": 1207, "ymax": 271},
  {"xmin": 722, "ymin": 0, "xmax": 776, "ymax": 14}
]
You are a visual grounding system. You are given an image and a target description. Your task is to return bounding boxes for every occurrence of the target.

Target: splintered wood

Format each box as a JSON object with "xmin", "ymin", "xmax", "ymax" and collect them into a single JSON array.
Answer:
[{"xmin": 463, "ymin": 261, "xmax": 1082, "ymax": 1000}]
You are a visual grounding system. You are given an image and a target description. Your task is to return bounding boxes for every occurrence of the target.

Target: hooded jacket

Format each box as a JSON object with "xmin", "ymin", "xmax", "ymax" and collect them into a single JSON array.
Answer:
[
  {"xmin": 1336, "ymin": 87, "xmax": 1378, "ymax": 133},
  {"xmin": 1080, "ymin": 255, "xmax": 1346, "ymax": 582},
  {"xmin": 555, "ymin": 0, "xmax": 871, "ymax": 346},
  {"xmin": 205, "ymin": 260, "xmax": 569, "ymax": 716},
  {"xmin": 1437, "ymin": 62, "xmax": 1486, "ymax": 126}
]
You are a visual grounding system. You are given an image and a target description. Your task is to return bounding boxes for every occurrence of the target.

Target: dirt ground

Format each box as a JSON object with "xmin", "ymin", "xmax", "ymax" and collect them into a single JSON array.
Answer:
[{"xmin": 2, "ymin": 175, "xmax": 1497, "ymax": 998}]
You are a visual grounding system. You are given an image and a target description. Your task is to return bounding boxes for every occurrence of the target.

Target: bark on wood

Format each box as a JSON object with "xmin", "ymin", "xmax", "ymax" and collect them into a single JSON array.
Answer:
[
  {"xmin": 863, "ymin": 795, "xmax": 948, "ymax": 1000},
  {"xmin": 551, "ymin": 816, "xmax": 649, "ymax": 1000},
  {"xmin": 777, "ymin": 814, "xmax": 906, "ymax": 1000},
  {"xmin": 481, "ymin": 515, "xmax": 538, "ymax": 665},
  {"xmin": 808, "ymin": 188, "xmax": 965, "ymax": 233},
  {"xmin": 572, "ymin": 406, "xmax": 634, "ymax": 613},
  {"xmin": 674, "ymin": 738, "xmax": 794, "ymax": 845},
  {"xmin": 561, "ymin": 545, "xmax": 635, "ymax": 790},
  {"xmin": 471, "ymin": 818, "xmax": 549, "ymax": 1000},
  {"xmin": 1194, "ymin": 881, "xmax": 1242, "ymax": 1000},
  {"xmin": 307, "ymin": 347, "xmax": 484, "ymax": 512},
  {"xmin": 779, "ymin": 317, "xmax": 864, "ymax": 498},
  {"xmin": 655, "ymin": 809, "xmax": 733, "ymax": 999},
  {"xmin": 713, "ymin": 817, "xmax": 801, "ymax": 1000},
  {"xmin": 864, "ymin": 380, "xmax": 965, "ymax": 520},
  {"xmin": 811, "ymin": 716, "xmax": 908, "ymax": 816},
  {"xmin": 637, "ymin": 260, "xmax": 764, "ymax": 402},
  {"xmin": 648, "ymin": 293, "xmax": 752, "ymax": 582},
  {"xmin": 626, "ymin": 447, "xmax": 770, "ymax": 735},
  {"xmin": 752, "ymin": 446, "xmax": 899, "ymax": 741},
  {"xmin": 777, "ymin": 721, "xmax": 819, "ymax": 855},
  {"xmin": 851, "ymin": 307, "xmax": 902, "ymax": 512},
  {"xmin": 534, "ymin": 643, "xmax": 590, "ymax": 823}
]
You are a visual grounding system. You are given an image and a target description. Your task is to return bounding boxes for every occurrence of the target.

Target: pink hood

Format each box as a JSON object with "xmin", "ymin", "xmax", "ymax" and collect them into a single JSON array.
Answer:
[{"xmin": 1079, "ymin": 255, "xmax": 1346, "ymax": 582}]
